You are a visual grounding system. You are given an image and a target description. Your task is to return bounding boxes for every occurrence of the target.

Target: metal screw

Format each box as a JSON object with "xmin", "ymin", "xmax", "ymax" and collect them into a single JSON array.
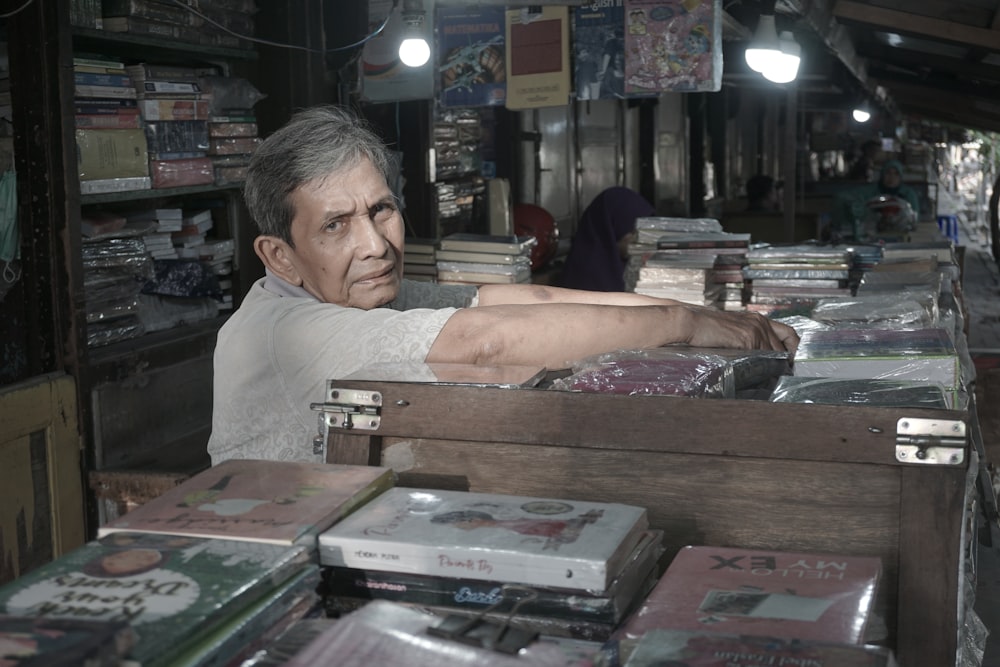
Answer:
[
  {"xmin": 396, "ymin": 399, "xmax": 410, "ymax": 407},
  {"xmin": 331, "ymin": 390, "xmax": 340, "ymax": 399}
]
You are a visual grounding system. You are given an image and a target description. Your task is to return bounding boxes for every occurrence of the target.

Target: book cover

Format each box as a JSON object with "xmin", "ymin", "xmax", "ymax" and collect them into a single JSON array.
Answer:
[
  {"xmin": 438, "ymin": 232, "xmax": 536, "ymax": 254},
  {"xmin": 0, "ymin": 532, "xmax": 311, "ymax": 667},
  {"xmin": 359, "ymin": 0, "xmax": 435, "ymax": 103},
  {"xmin": 74, "ymin": 71, "xmax": 132, "ymax": 87},
  {"xmin": 769, "ymin": 376, "xmax": 953, "ymax": 410},
  {"xmin": 623, "ymin": 0, "xmax": 722, "ymax": 94},
  {"xmin": 97, "ymin": 459, "xmax": 396, "ymax": 549},
  {"xmin": 504, "ymin": 6, "xmax": 571, "ymax": 109},
  {"xmin": 163, "ymin": 566, "xmax": 321, "ymax": 667},
  {"xmin": 573, "ymin": 1, "xmax": 626, "ymax": 100},
  {"xmin": 0, "ymin": 615, "xmax": 135, "ymax": 666},
  {"xmin": 318, "ymin": 487, "xmax": 649, "ymax": 591},
  {"xmin": 437, "ymin": 5, "xmax": 507, "ymax": 108},
  {"xmin": 622, "ymin": 629, "xmax": 897, "ymax": 666},
  {"xmin": 322, "ymin": 528, "xmax": 662, "ymax": 624},
  {"xmin": 617, "ymin": 545, "xmax": 882, "ymax": 644},
  {"xmin": 281, "ymin": 599, "xmax": 582, "ymax": 666},
  {"xmin": 792, "ymin": 327, "xmax": 959, "ymax": 389}
]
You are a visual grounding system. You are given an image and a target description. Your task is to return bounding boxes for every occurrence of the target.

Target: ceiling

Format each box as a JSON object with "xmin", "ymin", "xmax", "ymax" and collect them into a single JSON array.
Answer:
[{"xmin": 723, "ymin": 0, "xmax": 1000, "ymax": 136}]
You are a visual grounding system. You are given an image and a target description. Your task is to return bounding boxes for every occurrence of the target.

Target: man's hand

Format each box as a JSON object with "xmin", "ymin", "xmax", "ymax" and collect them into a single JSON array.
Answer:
[{"xmin": 681, "ymin": 306, "xmax": 799, "ymax": 353}]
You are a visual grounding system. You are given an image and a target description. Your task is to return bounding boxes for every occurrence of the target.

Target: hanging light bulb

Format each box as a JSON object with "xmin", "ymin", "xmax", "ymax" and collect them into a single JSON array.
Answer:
[
  {"xmin": 852, "ymin": 99, "xmax": 872, "ymax": 123},
  {"xmin": 744, "ymin": 14, "xmax": 780, "ymax": 74},
  {"xmin": 398, "ymin": 0, "xmax": 430, "ymax": 68},
  {"xmin": 761, "ymin": 30, "xmax": 801, "ymax": 84}
]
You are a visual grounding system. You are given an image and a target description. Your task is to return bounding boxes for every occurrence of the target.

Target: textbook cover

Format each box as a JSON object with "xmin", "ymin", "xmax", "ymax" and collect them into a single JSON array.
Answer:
[
  {"xmin": 0, "ymin": 615, "xmax": 135, "ymax": 666},
  {"xmin": 97, "ymin": 459, "xmax": 395, "ymax": 549},
  {"xmin": 318, "ymin": 487, "xmax": 649, "ymax": 591},
  {"xmin": 0, "ymin": 532, "xmax": 310, "ymax": 667},
  {"xmin": 618, "ymin": 545, "xmax": 881, "ymax": 644},
  {"xmin": 437, "ymin": 5, "xmax": 507, "ymax": 108},
  {"xmin": 572, "ymin": 0, "xmax": 626, "ymax": 100},
  {"xmin": 504, "ymin": 6, "xmax": 571, "ymax": 109}
]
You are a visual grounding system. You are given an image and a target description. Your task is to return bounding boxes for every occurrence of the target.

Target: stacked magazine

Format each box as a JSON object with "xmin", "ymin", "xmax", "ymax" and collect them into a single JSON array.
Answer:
[
  {"xmin": 318, "ymin": 487, "xmax": 659, "ymax": 641},
  {"xmin": 743, "ymin": 244, "xmax": 854, "ymax": 316}
]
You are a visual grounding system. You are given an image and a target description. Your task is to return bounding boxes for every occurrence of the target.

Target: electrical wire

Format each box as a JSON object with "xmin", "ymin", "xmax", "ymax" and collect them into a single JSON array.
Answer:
[
  {"xmin": 0, "ymin": 0, "xmax": 38, "ymax": 20},
  {"xmin": 162, "ymin": 0, "xmax": 398, "ymax": 54}
]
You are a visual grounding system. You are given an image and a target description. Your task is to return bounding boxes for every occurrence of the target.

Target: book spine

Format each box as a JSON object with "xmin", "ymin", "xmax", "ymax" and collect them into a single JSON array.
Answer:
[
  {"xmin": 75, "ymin": 113, "xmax": 143, "ymax": 129},
  {"xmin": 73, "ymin": 56, "xmax": 126, "ymax": 69},
  {"xmin": 74, "ymin": 99, "xmax": 140, "ymax": 114},
  {"xmin": 142, "ymin": 80, "xmax": 201, "ymax": 93},
  {"xmin": 75, "ymin": 84, "xmax": 137, "ymax": 99},
  {"xmin": 74, "ymin": 72, "xmax": 132, "ymax": 87}
]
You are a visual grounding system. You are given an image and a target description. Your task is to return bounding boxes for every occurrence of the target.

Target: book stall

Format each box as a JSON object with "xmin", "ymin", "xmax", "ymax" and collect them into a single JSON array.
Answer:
[{"xmin": 309, "ymin": 237, "xmax": 994, "ymax": 667}]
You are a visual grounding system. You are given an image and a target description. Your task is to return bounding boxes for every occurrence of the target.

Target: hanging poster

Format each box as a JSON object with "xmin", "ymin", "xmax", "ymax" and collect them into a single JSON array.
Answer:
[
  {"xmin": 437, "ymin": 6, "xmax": 507, "ymax": 108},
  {"xmin": 623, "ymin": 0, "xmax": 722, "ymax": 95},
  {"xmin": 504, "ymin": 6, "xmax": 571, "ymax": 110},
  {"xmin": 573, "ymin": 0, "xmax": 626, "ymax": 100},
  {"xmin": 360, "ymin": 0, "xmax": 435, "ymax": 103}
]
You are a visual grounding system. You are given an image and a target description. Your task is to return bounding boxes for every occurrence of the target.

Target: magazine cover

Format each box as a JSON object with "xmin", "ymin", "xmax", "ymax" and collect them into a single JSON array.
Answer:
[
  {"xmin": 318, "ymin": 487, "xmax": 649, "ymax": 591},
  {"xmin": 623, "ymin": 0, "xmax": 722, "ymax": 94},
  {"xmin": 504, "ymin": 6, "xmax": 571, "ymax": 109},
  {"xmin": 437, "ymin": 5, "xmax": 507, "ymax": 108},
  {"xmin": 0, "ymin": 532, "xmax": 310, "ymax": 667},
  {"xmin": 97, "ymin": 459, "xmax": 395, "ymax": 548},
  {"xmin": 622, "ymin": 629, "xmax": 897, "ymax": 666},
  {"xmin": 572, "ymin": 1, "xmax": 626, "ymax": 99},
  {"xmin": 618, "ymin": 545, "xmax": 882, "ymax": 644},
  {"xmin": 360, "ymin": 0, "xmax": 436, "ymax": 102}
]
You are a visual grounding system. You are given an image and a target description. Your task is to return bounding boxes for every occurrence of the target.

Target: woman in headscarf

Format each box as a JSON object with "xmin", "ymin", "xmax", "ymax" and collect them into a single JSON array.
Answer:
[
  {"xmin": 832, "ymin": 159, "xmax": 920, "ymax": 241},
  {"xmin": 558, "ymin": 187, "xmax": 655, "ymax": 292}
]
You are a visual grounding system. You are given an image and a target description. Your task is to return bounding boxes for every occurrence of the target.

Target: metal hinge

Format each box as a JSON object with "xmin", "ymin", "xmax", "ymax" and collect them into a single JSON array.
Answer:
[
  {"xmin": 310, "ymin": 387, "xmax": 382, "ymax": 431},
  {"xmin": 895, "ymin": 417, "xmax": 966, "ymax": 465}
]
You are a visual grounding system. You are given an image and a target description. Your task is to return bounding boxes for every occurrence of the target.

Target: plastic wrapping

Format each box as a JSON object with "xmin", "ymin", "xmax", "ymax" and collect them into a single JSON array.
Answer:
[
  {"xmin": 811, "ymin": 294, "xmax": 936, "ymax": 328},
  {"xmin": 141, "ymin": 259, "xmax": 223, "ymax": 299},
  {"xmin": 136, "ymin": 294, "xmax": 219, "ymax": 333},
  {"xmin": 144, "ymin": 120, "xmax": 209, "ymax": 153},
  {"xmin": 81, "ymin": 237, "xmax": 154, "ymax": 275},
  {"xmin": 85, "ymin": 294, "xmax": 141, "ymax": 324},
  {"xmin": 208, "ymin": 137, "xmax": 261, "ymax": 156},
  {"xmin": 770, "ymin": 376, "xmax": 953, "ymax": 409},
  {"xmin": 87, "ymin": 315, "xmax": 146, "ymax": 348},
  {"xmin": 149, "ymin": 157, "xmax": 214, "ymax": 189},
  {"xmin": 792, "ymin": 327, "xmax": 961, "ymax": 393},
  {"xmin": 209, "ymin": 121, "xmax": 258, "ymax": 137},
  {"xmin": 550, "ymin": 348, "xmax": 735, "ymax": 398},
  {"xmin": 197, "ymin": 76, "xmax": 266, "ymax": 116}
]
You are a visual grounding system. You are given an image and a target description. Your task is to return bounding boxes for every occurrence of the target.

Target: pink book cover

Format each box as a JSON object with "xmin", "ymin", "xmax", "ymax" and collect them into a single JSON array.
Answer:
[
  {"xmin": 618, "ymin": 546, "xmax": 881, "ymax": 644},
  {"xmin": 97, "ymin": 459, "xmax": 396, "ymax": 548}
]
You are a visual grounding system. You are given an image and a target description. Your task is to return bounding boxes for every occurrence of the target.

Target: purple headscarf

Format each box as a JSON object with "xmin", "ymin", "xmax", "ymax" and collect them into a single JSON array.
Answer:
[{"xmin": 558, "ymin": 187, "xmax": 655, "ymax": 292}]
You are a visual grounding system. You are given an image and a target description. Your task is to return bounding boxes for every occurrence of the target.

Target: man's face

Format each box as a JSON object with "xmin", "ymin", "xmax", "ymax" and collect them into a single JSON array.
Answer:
[{"xmin": 284, "ymin": 158, "xmax": 404, "ymax": 309}]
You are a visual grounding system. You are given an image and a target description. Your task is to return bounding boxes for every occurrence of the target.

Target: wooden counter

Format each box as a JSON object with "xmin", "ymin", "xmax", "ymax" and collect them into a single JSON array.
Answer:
[{"xmin": 319, "ymin": 382, "xmax": 973, "ymax": 666}]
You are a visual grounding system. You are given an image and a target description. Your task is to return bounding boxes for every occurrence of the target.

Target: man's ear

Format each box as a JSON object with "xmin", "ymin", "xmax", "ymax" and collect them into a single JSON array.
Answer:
[{"xmin": 254, "ymin": 235, "xmax": 302, "ymax": 286}]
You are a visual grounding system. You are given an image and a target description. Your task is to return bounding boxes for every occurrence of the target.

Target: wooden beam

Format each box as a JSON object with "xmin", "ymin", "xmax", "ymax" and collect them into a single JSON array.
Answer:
[{"xmin": 833, "ymin": 0, "xmax": 1000, "ymax": 52}]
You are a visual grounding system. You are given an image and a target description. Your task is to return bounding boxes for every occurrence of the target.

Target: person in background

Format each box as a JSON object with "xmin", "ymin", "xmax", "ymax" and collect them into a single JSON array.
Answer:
[
  {"xmin": 832, "ymin": 159, "xmax": 920, "ymax": 240},
  {"xmin": 208, "ymin": 106, "xmax": 798, "ymax": 464},
  {"xmin": 558, "ymin": 187, "xmax": 654, "ymax": 292},
  {"xmin": 744, "ymin": 174, "xmax": 781, "ymax": 212},
  {"xmin": 845, "ymin": 139, "xmax": 881, "ymax": 182}
]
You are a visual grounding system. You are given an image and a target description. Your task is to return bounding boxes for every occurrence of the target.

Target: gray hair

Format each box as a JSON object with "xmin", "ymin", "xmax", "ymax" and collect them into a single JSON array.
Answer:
[{"xmin": 243, "ymin": 105, "xmax": 394, "ymax": 245}]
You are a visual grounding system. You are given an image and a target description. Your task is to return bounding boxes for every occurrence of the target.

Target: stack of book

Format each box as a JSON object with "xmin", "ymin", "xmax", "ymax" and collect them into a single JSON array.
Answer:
[
  {"xmin": 207, "ymin": 108, "xmax": 262, "ymax": 186},
  {"xmin": 633, "ymin": 252, "xmax": 721, "ymax": 306},
  {"xmin": 654, "ymin": 231, "xmax": 751, "ymax": 310},
  {"xmin": 791, "ymin": 326, "xmax": 961, "ymax": 401},
  {"xmin": 616, "ymin": 545, "xmax": 888, "ymax": 662},
  {"xmin": 101, "ymin": 0, "xmax": 257, "ymax": 50},
  {"xmin": 0, "ymin": 460, "xmax": 396, "ymax": 667},
  {"xmin": 73, "ymin": 55, "xmax": 151, "ymax": 195},
  {"xmin": 742, "ymin": 245, "xmax": 854, "ymax": 317},
  {"xmin": 435, "ymin": 233, "xmax": 535, "ymax": 285},
  {"xmin": 127, "ymin": 206, "xmax": 182, "ymax": 261},
  {"xmin": 403, "ymin": 237, "xmax": 438, "ymax": 282},
  {"xmin": 318, "ymin": 487, "xmax": 660, "ymax": 641},
  {"xmin": 127, "ymin": 62, "xmax": 216, "ymax": 190},
  {"xmin": 625, "ymin": 217, "xmax": 725, "ymax": 291}
]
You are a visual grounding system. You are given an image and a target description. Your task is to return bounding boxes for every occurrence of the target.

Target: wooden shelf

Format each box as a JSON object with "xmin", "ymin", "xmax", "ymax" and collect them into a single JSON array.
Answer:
[
  {"xmin": 72, "ymin": 27, "xmax": 258, "ymax": 62},
  {"xmin": 81, "ymin": 183, "xmax": 243, "ymax": 206}
]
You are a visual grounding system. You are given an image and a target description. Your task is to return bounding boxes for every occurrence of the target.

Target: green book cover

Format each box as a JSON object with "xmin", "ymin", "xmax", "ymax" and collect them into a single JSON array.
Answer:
[{"xmin": 0, "ymin": 532, "xmax": 310, "ymax": 667}]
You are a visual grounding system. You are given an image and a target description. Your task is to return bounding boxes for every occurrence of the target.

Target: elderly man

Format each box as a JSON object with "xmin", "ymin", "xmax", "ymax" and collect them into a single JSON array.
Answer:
[{"xmin": 208, "ymin": 105, "xmax": 798, "ymax": 464}]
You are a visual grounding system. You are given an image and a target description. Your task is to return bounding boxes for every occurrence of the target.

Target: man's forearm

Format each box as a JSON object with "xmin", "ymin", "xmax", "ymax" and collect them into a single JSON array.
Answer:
[{"xmin": 477, "ymin": 283, "xmax": 682, "ymax": 307}]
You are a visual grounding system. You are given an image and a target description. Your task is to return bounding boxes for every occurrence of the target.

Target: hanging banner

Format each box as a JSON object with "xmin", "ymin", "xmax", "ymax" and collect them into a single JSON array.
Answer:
[
  {"xmin": 623, "ymin": 0, "xmax": 722, "ymax": 95},
  {"xmin": 360, "ymin": 0, "xmax": 436, "ymax": 102}
]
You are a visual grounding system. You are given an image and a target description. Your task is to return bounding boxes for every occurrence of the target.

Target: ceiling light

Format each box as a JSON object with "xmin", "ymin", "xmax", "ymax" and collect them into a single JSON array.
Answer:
[
  {"xmin": 744, "ymin": 14, "xmax": 780, "ymax": 74},
  {"xmin": 761, "ymin": 30, "xmax": 800, "ymax": 83},
  {"xmin": 398, "ymin": 0, "xmax": 430, "ymax": 68},
  {"xmin": 852, "ymin": 101, "xmax": 872, "ymax": 123}
]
